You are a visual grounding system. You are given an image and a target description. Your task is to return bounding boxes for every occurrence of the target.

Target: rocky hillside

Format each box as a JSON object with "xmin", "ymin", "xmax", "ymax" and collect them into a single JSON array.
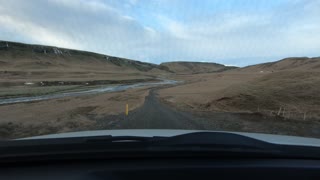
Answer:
[
  {"xmin": 160, "ymin": 61, "xmax": 237, "ymax": 74},
  {"xmin": 235, "ymin": 57, "xmax": 320, "ymax": 73},
  {"xmin": 0, "ymin": 40, "xmax": 170, "ymax": 73}
]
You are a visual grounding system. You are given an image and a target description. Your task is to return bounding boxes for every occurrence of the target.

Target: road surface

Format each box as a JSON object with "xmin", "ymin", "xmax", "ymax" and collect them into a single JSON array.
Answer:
[{"xmin": 96, "ymin": 89, "xmax": 206, "ymax": 129}]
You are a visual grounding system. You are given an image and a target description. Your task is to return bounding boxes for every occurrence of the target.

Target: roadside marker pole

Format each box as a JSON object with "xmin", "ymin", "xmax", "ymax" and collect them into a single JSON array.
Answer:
[{"xmin": 126, "ymin": 103, "xmax": 129, "ymax": 116}]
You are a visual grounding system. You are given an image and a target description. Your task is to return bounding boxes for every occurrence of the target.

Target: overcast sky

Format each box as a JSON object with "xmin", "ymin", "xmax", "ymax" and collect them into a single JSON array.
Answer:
[{"xmin": 0, "ymin": 0, "xmax": 319, "ymax": 66}]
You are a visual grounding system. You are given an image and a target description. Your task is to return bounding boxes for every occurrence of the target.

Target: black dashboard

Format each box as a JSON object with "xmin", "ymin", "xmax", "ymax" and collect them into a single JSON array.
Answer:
[
  {"xmin": 2, "ymin": 132, "xmax": 320, "ymax": 179},
  {"xmin": 1, "ymin": 158, "xmax": 320, "ymax": 179}
]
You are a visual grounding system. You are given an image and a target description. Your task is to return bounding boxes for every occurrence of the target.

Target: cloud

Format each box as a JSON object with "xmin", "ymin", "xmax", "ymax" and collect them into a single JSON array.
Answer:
[
  {"xmin": 49, "ymin": 0, "xmax": 113, "ymax": 13},
  {"xmin": 0, "ymin": 0, "xmax": 158, "ymax": 58},
  {"xmin": 0, "ymin": 0, "xmax": 319, "ymax": 66},
  {"xmin": 0, "ymin": 14, "xmax": 81, "ymax": 48}
]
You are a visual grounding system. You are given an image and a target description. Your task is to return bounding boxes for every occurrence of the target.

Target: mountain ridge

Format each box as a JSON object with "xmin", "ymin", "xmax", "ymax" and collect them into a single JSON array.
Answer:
[
  {"xmin": 0, "ymin": 40, "xmax": 172, "ymax": 73},
  {"xmin": 0, "ymin": 40, "xmax": 237, "ymax": 74},
  {"xmin": 160, "ymin": 61, "xmax": 237, "ymax": 74},
  {"xmin": 235, "ymin": 57, "xmax": 320, "ymax": 72}
]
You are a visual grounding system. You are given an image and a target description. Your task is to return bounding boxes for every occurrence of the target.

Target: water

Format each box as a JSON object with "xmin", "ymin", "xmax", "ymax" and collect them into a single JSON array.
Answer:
[{"xmin": 0, "ymin": 79, "xmax": 178, "ymax": 105}]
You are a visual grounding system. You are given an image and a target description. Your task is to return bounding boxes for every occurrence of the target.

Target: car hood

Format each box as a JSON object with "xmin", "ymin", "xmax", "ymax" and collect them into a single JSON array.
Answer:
[{"xmin": 19, "ymin": 129, "xmax": 320, "ymax": 147}]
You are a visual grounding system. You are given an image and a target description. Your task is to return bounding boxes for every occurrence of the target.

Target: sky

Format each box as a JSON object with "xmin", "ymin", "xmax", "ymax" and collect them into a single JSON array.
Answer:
[{"xmin": 0, "ymin": 0, "xmax": 319, "ymax": 66}]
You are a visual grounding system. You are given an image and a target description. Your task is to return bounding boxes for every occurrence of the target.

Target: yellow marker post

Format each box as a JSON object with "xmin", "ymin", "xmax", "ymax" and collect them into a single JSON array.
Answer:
[{"xmin": 125, "ymin": 103, "xmax": 129, "ymax": 116}]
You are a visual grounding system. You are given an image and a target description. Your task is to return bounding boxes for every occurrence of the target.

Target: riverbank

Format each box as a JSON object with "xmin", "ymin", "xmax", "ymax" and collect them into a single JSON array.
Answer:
[
  {"xmin": 0, "ymin": 78, "xmax": 156, "ymax": 98},
  {"xmin": 0, "ymin": 87, "xmax": 150, "ymax": 139},
  {"xmin": 0, "ymin": 79, "xmax": 178, "ymax": 105},
  {"xmin": 0, "ymin": 78, "xmax": 178, "ymax": 139}
]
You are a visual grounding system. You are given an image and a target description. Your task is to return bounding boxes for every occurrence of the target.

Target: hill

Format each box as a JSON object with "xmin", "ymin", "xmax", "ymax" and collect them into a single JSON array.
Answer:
[
  {"xmin": 0, "ymin": 40, "xmax": 170, "ymax": 73},
  {"xmin": 235, "ymin": 57, "xmax": 320, "ymax": 73},
  {"xmin": 160, "ymin": 61, "xmax": 237, "ymax": 74},
  {"xmin": 0, "ymin": 40, "xmax": 174, "ymax": 83},
  {"xmin": 159, "ymin": 57, "xmax": 320, "ymax": 122},
  {"xmin": 205, "ymin": 71, "xmax": 320, "ymax": 111}
]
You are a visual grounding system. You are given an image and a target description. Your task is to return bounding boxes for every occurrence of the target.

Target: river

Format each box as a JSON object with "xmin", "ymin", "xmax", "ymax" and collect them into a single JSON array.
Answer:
[{"xmin": 0, "ymin": 79, "xmax": 178, "ymax": 105}]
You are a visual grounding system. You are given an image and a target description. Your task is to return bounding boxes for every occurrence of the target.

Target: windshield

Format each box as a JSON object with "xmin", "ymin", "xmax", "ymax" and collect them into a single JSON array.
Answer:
[{"xmin": 0, "ymin": 0, "xmax": 319, "ymax": 140}]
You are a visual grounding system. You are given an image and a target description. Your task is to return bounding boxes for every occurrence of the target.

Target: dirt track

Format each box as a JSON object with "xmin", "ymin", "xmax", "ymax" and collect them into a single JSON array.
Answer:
[
  {"xmin": 96, "ymin": 89, "xmax": 205, "ymax": 129},
  {"xmin": 95, "ymin": 88, "xmax": 320, "ymax": 138}
]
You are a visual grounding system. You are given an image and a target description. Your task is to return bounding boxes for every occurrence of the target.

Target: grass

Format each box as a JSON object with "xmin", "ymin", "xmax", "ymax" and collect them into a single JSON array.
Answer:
[{"xmin": 206, "ymin": 71, "xmax": 320, "ymax": 120}]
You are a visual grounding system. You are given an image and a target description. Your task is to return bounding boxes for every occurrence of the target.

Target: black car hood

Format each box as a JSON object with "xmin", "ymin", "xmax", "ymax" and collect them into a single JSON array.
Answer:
[{"xmin": 19, "ymin": 129, "xmax": 320, "ymax": 148}]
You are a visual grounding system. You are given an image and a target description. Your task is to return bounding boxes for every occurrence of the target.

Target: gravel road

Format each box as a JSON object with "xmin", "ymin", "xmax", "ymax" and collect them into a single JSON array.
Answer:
[{"xmin": 97, "ymin": 89, "xmax": 206, "ymax": 129}]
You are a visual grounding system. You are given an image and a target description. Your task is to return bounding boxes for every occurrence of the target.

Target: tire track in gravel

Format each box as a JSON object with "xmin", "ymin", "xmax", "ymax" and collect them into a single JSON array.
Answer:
[{"xmin": 95, "ymin": 88, "xmax": 206, "ymax": 130}]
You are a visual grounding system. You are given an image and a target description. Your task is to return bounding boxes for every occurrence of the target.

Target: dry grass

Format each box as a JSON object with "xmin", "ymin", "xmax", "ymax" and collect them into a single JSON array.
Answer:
[
  {"xmin": 161, "ymin": 61, "xmax": 236, "ymax": 74},
  {"xmin": 161, "ymin": 71, "xmax": 320, "ymax": 121},
  {"xmin": 205, "ymin": 71, "xmax": 320, "ymax": 118},
  {"xmin": 159, "ymin": 72, "xmax": 265, "ymax": 110},
  {"xmin": 0, "ymin": 70, "xmax": 154, "ymax": 83},
  {"xmin": 0, "ymin": 85, "xmax": 82, "ymax": 98},
  {"xmin": 0, "ymin": 87, "xmax": 149, "ymax": 139},
  {"xmin": 231, "ymin": 57, "xmax": 320, "ymax": 73}
]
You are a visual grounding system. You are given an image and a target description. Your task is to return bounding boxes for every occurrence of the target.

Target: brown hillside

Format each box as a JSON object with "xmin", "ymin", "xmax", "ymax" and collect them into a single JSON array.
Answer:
[
  {"xmin": 0, "ymin": 41, "xmax": 170, "ymax": 73},
  {"xmin": 234, "ymin": 57, "xmax": 320, "ymax": 73},
  {"xmin": 161, "ymin": 61, "xmax": 237, "ymax": 74}
]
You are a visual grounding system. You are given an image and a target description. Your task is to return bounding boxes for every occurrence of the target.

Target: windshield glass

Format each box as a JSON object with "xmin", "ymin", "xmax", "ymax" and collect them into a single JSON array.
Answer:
[{"xmin": 0, "ymin": 0, "xmax": 319, "ymax": 140}]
